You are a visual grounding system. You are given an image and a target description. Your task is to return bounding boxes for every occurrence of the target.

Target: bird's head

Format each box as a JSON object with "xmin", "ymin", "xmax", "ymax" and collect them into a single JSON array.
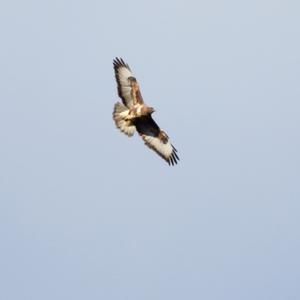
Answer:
[{"xmin": 148, "ymin": 107, "xmax": 155, "ymax": 114}]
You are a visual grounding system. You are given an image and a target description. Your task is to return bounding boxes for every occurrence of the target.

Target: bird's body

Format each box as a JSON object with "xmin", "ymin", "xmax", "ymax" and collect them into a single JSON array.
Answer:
[
  {"xmin": 125, "ymin": 104, "xmax": 154, "ymax": 120},
  {"xmin": 112, "ymin": 58, "xmax": 179, "ymax": 165}
]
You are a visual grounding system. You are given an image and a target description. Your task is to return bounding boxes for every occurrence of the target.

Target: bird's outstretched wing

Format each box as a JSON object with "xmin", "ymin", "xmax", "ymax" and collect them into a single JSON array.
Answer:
[
  {"xmin": 113, "ymin": 58, "xmax": 144, "ymax": 108},
  {"xmin": 133, "ymin": 115, "xmax": 179, "ymax": 165}
]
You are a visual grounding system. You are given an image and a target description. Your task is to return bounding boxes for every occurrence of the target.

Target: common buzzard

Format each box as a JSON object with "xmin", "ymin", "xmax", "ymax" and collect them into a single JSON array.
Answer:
[{"xmin": 112, "ymin": 58, "xmax": 179, "ymax": 166}]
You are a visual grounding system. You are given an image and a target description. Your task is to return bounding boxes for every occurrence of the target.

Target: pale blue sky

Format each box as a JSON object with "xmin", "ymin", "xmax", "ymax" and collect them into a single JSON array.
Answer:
[{"xmin": 1, "ymin": 0, "xmax": 300, "ymax": 299}]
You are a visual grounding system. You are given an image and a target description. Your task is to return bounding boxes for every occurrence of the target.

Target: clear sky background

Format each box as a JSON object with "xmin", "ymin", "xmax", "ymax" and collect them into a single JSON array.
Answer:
[{"xmin": 1, "ymin": 0, "xmax": 299, "ymax": 299}]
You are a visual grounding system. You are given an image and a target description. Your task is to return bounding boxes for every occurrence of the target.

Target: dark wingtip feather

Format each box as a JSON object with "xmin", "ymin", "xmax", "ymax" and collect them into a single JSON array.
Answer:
[
  {"xmin": 172, "ymin": 145, "xmax": 178, "ymax": 152},
  {"xmin": 113, "ymin": 57, "xmax": 130, "ymax": 70},
  {"xmin": 173, "ymin": 151, "xmax": 179, "ymax": 161},
  {"xmin": 169, "ymin": 156, "xmax": 174, "ymax": 166},
  {"xmin": 167, "ymin": 146, "xmax": 179, "ymax": 166}
]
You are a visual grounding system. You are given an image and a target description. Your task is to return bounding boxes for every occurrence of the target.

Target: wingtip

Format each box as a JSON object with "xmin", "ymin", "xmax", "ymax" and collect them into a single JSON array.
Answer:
[
  {"xmin": 113, "ymin": 57, "xmax": 129, "ymax": 69},
  {"xmin": 113, "ymin": 57, "xmax": 120, "ymax": 66},
  {"xmin": 173, "ymin": 150, "xmax": 179, "ymax": 161},
  {"xmin": 166, "ymin": 153, "xmax": 179, "ymax": 166},
  {"xmin": 168, "ymin": 146, "xmax": 179, "ymax": 166}
]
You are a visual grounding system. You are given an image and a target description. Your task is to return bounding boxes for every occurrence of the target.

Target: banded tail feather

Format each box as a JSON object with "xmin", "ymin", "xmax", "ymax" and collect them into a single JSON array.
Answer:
[{"xmin": 113, "ymin": 102, "xmax": 135, "ymax": 137}]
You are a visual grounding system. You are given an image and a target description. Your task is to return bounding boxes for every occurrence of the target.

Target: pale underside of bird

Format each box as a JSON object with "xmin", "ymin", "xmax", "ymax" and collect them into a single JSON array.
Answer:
[{"xmin": 112, "ymin": 57, "xmax": 179, "ymax": 165}]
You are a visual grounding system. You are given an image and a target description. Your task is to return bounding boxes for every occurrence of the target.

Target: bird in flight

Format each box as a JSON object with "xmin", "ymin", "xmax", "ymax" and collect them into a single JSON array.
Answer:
[{"xmin": 112, "ymin": 57, "xmax": 179, "ymax": 165}]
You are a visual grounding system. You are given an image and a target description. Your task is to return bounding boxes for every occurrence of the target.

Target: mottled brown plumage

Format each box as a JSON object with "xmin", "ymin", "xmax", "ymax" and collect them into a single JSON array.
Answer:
[{"xmin": 112, "ymin": 58, "xmax": 179, "ymax": 165}]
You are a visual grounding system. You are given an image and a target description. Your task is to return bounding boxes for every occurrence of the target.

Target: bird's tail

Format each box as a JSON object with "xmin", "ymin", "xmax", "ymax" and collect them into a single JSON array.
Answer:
[{"xmin": 113, "ymin": 102, "xmax": 135, "ymax": 137}]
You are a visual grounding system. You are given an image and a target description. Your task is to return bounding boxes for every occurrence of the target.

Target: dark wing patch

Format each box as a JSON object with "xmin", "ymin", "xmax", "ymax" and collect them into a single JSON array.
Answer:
[{"xmin": 134, "ymin": 116, "xmax": 179, "ymax": 165}]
